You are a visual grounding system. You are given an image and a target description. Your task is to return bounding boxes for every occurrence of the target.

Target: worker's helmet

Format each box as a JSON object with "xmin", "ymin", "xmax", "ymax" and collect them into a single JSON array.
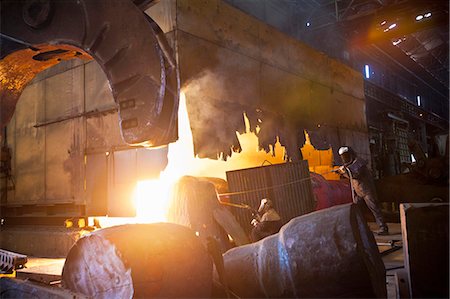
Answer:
[
  {"xmin": 258, "ymin": 198, "xmax": 273, "ymax": 213},
  {"xmin": 338, "ymin": 146, "xmax": 355, "ymax": 164}
]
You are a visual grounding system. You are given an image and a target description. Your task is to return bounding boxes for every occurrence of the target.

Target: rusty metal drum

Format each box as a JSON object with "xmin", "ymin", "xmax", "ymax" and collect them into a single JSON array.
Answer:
[
  {"xmin": 223, "ymin": 203, "xmax": 386, "ymax": 298},
  {"xmin": 62, "ymin": 223, "xmax": 212, "ymax": 298}
]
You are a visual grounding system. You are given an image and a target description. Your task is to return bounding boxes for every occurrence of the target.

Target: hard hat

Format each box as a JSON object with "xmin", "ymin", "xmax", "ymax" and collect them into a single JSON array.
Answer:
[
  {"xmin": 338, "ymin": 146, "xmax": 349, "ymax": 155},
  {"xmin": 258, "ymin": 198, "xmax": 272, "ymax": 213},
  {"xmin": 338, "ymin": 146, "xmax": 355, "ymax": 164}
]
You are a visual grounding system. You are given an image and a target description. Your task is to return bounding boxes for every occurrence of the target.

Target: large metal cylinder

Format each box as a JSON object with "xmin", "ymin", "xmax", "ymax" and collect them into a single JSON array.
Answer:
[
  {"xmin": 223, "ymin": 203, "xmax": 386, "ymax": 298},
  {"xmin": 310, "ymin": 173, "xmax": 352, "ymax": 210},
  {"xmin": 62, "ymin": 223, "xmax": 212, "ymax": 298}
]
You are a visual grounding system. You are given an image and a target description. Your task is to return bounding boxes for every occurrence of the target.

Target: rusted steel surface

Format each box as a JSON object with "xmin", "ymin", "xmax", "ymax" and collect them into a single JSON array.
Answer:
[
  {"xmin": 1, "ymin": 0, "xmax": 178, "ymax": 147},
  {"xmin": 0, "ymin": 226, "xmax": 82, "ymax": 258},
  {"xmin": 222, "ymin": 204, "xmax": 387, "ymax": 298},
  {"xmin": 0, "ymin": 249, "xmax": 27, "ymax": 274},
  {"xmin": 62, "ymin": 223, "xmax": 212, "ymax": 298},
  {"xmin": 176, "ymin": 0, "xmax": 369, "ymax": 159},
  {"xmin": 0, "ymin": 277, "xmax": 87, "ymax": 299},
  {"xmin": 168, "ymin": 176, "xmax": 249, "ymax": 251},
  {"xmin": 226, "ymin": 161, "xmax": 316, "ymax": 235},
  {"xmin": 0, "ymin": 44, "xmax": 88, "ymax": 131}
]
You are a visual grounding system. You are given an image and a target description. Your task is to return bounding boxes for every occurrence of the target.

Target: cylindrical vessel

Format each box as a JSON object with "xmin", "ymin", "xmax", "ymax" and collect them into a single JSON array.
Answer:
[
  {"xmin": 310, "ymin": 172, "xmax": 352, "ymax": 210},
  {"xmin": 62, "ymin": 223, "xmax": 212, "ymax": 298},
  {"xmin": 223, "ymin": 203, "xmax": 386, "ymax": 298}
]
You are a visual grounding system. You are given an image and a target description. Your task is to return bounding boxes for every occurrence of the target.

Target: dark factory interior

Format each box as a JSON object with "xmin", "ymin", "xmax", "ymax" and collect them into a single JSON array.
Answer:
[{"xmin": 0, "ymin": 0, "xmax": 448, "ymax": 298}]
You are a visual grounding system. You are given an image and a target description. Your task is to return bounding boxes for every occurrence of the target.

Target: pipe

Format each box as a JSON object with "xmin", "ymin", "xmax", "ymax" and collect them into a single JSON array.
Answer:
[
  {"xmin": 310, "ymin": 172, "xmax": 352, "ymax": 210},
  {"xmin": 219, "ymin": 201, "xmax": 253, "ymax": 210},
  {"xmin": 387, "ymin": 112, "xmax": 409, "ymax": 125},
  {"xmin": 222, "ymin": 203, "xmax": 387, "ymax": 298},
  {"xmin": 62, "ymin": 223, "xmax": 213, "ymax": 298}
]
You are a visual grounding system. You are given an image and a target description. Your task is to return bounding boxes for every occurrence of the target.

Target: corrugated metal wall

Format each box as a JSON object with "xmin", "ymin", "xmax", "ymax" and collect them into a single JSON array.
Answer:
[
  {"xmin": 226, "ymin": 161, "xmax": 315, "ymax": 234},
  {"xmin": 6, "ymin": 60, "xmax": 86, "ymax": 206},
  {"xmin": 3, "ymin": 59, "xmax": 167, "ymax": 217}
]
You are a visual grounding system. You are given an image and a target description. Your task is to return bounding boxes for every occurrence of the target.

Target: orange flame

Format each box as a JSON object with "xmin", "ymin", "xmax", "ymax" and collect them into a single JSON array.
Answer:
[
  {"xmin": 93, "ymin": 91, "xmax": 287, "ymax": 227},
  {"xmin": 133, "ymin": 92, "xmax": 287, "ymax": 222},
  {"xmin": 300, "ymin": 132, "xmax": 340, "ymax": 180},
  {"xmin": 91, "ymin": 91, "xmax": 340, "ymax": 228}
]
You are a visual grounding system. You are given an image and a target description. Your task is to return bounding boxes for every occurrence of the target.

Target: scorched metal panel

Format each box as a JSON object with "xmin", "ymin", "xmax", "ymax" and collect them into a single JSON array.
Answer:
[{"xmin": 226, "ymin": 161, "xmax": 316, "ymax": 235}]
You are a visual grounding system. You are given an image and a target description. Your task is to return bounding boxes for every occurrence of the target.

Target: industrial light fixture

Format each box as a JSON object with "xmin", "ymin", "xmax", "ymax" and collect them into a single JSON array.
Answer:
[
  {"xmin": 392, "ymin": 38, "xmax": 402, "ymax": 46},
  {"xmin": 416, "ymin": 95, "xmax": 421, "ymax": 106},
  {"xmin": 380, "ymin": 20, "xmax": 387, "ymax": 26},
  {"xmin": 383, "ymin": 23, "xmax": 397, "ymax": 33},
  {"xmin": 364, "ymin": 65, "xmax": 370, "ymax": 79},
  {"xmin": 306, "ymin": 22, "xmax": 311, "ymax": 27},
  {"xmin": 416, "ymin": 12, "xmax": 431, "ymax": 22}
]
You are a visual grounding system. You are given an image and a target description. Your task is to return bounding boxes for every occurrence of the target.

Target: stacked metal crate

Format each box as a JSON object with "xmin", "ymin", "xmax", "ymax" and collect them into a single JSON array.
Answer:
[{"xmin": 226, "ymin": 161, "xmax": 316, "ymax": 235}]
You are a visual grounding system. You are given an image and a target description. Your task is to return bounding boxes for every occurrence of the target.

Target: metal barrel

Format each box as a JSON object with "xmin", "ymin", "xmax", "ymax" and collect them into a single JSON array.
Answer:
[
  {"xmin": 223, "ymin": 203, "xmax": 387, "ymax": 298},
  {"xmin": 62, "ymin": 223, "xmax": 212, "ymax": 298}
]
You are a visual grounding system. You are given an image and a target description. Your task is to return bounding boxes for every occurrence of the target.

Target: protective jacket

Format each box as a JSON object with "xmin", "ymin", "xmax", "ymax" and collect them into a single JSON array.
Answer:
[
  {"xmin": 342, "ymin": 157, "xmax": 387, "ymax": 231},
  {"xmin": 251, "ymin": 208, "xmax": 282, "ymax": 242},
  {"xmin": 343, "ymin": 158, "xmax": 377, "ymax": 200}
]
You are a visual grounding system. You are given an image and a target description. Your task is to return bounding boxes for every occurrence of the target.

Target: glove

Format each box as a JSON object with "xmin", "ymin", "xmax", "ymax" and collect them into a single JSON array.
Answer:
[{"xmin": 333, "ymin": 166, "xmax": 345, "ymax": 174}]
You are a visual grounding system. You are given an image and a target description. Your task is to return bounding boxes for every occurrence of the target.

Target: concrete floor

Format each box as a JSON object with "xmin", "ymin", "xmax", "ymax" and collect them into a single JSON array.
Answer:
[
  {"xmin": 370, "ymin": 222, "xmax": 404, "ymax": 299},
  {"xmin": 15, "ymin": 257, "xmax": 65, "ymax": 284}
]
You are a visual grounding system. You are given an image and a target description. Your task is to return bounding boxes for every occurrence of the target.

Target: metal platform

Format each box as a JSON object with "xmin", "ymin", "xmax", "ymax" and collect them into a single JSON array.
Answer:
[{"xmin": 16, "ymin": 257, "xmax": 65, "ymax": 284}]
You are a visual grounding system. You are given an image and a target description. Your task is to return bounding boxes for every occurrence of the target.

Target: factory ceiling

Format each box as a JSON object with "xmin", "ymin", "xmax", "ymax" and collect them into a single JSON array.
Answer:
[
  {"xmin": 333, "ymin": 0, "xmax": 449, "ymax": 90},
  {"xmin": 226, "ymin": 0, "xmax": 449, "ymax": 96}
]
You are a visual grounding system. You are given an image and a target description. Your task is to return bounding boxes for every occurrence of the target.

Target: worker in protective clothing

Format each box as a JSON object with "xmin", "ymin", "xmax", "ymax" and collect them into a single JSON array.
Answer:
[
  {"xmin": 250, "ymin": 198, "xmax": 282, "ymax": 241},
  {"xmin": 336, "ymin": 146, "xmax": 389, "ymax": 235}
]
